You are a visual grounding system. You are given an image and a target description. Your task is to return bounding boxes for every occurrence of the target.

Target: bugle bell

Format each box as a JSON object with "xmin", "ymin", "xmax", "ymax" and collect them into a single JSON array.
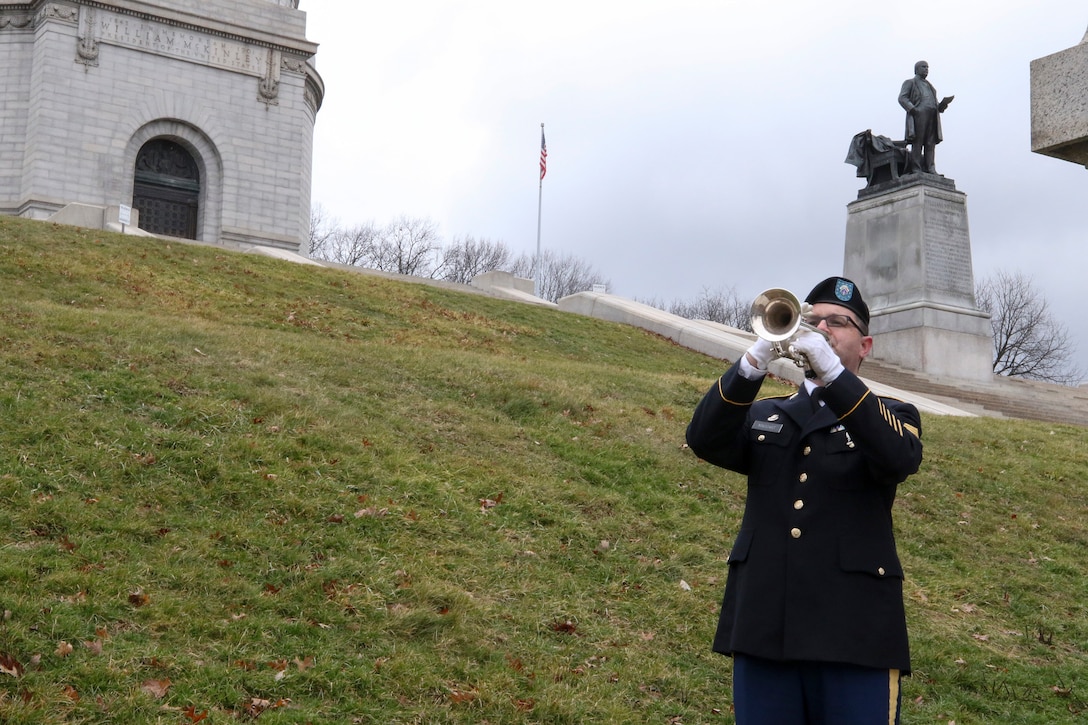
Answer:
[{"xmin": 749, "ymin": 288, "xmax": 828, "ymax": 370}]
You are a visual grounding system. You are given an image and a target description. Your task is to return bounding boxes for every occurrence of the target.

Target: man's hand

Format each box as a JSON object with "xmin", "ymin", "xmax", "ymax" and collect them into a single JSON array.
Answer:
[
  {"xmin": 745, "ymin": 337, "xmax": 776, "ymax": 372},
  {"xmin": 790, "ymin": 331, "xmax": 844, "ymax": 383}
]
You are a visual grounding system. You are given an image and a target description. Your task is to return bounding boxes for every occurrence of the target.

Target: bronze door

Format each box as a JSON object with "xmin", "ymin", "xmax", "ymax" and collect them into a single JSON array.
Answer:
[{"xmin": 133, "ymin": 139, "xmax": 200, "ymax": 239}]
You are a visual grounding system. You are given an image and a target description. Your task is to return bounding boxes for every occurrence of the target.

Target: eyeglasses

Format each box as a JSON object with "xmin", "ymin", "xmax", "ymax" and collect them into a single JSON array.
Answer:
[{"xmin": 803, "ymin": 313, "xmax": 868, "ymax": 335}]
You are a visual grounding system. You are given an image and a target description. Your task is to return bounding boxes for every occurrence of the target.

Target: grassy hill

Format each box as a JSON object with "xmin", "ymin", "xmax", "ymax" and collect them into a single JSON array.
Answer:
[{"xmin": 0, "ymin": 215, "xmax": 1085, "ymax": 724}]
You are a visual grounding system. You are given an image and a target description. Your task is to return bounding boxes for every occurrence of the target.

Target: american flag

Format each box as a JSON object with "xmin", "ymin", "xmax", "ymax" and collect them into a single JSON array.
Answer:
[{"xmin": 539, "ymin": 128, "xmax": 547, "ymax": 180}]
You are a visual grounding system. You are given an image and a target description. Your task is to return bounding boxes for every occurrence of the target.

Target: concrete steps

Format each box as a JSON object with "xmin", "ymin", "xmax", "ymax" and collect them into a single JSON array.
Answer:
[{"xmin": 860, "ymin": 358, "xmax": 1088, "ymax": 427}]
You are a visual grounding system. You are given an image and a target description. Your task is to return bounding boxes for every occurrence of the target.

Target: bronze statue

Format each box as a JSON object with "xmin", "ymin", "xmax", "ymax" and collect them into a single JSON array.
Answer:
[{"xmin": 898, "ymin": 61, "xmax": 953, "ymax": 174}]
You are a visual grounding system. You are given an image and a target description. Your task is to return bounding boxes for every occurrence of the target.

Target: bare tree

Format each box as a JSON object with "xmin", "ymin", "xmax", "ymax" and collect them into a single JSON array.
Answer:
[
  {"xmin": 307, "ymin": 206, "xmax": 611, "ymax": 300},
  {"xmin": 309, "ymin": 211, "xmax": 442, "ymax": 276},
  {"xmin": 510, "ymin": 250, "xmax": 610, "ymax": 303},
  {"xmin": 319, "ymin": 221, "xmax": 381, "ymax": 267},
  {"xmin": 975, "ymin": 270, "xmax": 1083, "ymax": 385},
  {"xmin": 371, "ymin": 215, "xmax": 442, "ymax": 276},
  {"xmin": 307, "ymin": 203, "xmax": 338, "ymax": 259},
  {"xmin": 660, "ymin": 285, "xmax": 751, "ymax": 331},
  {"xmin": 437, "ymin": 236, "xmax": 512, "ymax": 284}
]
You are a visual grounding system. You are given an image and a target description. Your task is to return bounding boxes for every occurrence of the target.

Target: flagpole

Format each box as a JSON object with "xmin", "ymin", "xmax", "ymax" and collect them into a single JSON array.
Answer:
[{"xmin": 535, "ymin": 122, "xmax": 545, "ymax": 298}]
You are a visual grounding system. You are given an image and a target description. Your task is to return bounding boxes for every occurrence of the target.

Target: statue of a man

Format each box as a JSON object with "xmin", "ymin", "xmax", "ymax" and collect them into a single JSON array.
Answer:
[{"xmin": 898, "ymin": 60, "xmax": 953, "ymax": 174}]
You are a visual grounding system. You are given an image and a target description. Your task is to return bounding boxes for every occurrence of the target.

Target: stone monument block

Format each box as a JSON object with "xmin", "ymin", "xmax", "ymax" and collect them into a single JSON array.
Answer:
[
  {"xmin": 845, "ymin": 176, "xmax": 993, "ymax": 382},
  {"xmin": 1030, "ymin": 32, "xmax": 1088, "ymax": 166},
  {"xmin": 0, "ymin": 0, "xmax": 323, "ymax": 251}
]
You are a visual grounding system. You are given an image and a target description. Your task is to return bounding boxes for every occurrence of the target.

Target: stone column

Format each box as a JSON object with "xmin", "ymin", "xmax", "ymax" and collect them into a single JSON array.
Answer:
[{"xmin": 844, "ymin": 175, "xmax": 993, "ymax": 382}]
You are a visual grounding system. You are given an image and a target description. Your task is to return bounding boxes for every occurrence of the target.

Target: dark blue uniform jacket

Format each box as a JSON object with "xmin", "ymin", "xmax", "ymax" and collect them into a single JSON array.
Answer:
[{"xmin": 686, "ymin": 362, "xmax": 923, "ymax": 672}]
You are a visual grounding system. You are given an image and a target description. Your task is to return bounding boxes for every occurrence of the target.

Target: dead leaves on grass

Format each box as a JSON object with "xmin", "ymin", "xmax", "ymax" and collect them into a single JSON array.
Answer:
[
  {"xmin": 240, "ymin": 697, "xmax": 292, "ymax": 718},
  {"xmin": 328, "ymin": 490, "xmax": 502, "ymax": 522},
  {"xmin": 550, "ymin": 619, "xmax": 578, "ymax": 635},
  {"xmin": 140, "ymin": 677, "xmax": 171, "ymax": 699},
  {"xmin": 479, "ymin": 492, "xmax": 503, "ymax": 513},
  {"xmin": 0, "ymin": 652, "xmax": 24, "ymax": 677},
  {"xmin": 127, "ymin": 588, "xmax": 151, "ymax": 607},
  {"xmin": 182, "ymin": 705, "xmax": 209, "ymax": 722},
  {"xmin": 3, "ymin": 627, "xmax": 311, "ymax": 719}
]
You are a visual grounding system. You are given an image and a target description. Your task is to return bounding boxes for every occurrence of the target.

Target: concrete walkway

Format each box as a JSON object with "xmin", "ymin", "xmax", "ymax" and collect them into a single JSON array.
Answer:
[
  {"xmin": 285, "ymin": 262, "xmax": 1088, "ymax": 426},
  {"xmin": 555, "ymin": 290, "xmax": 1088, "ymax": 427},
  {"xmin": 99, "ymin": 225, "xmax": 1079, "ymax": 427},
  {"xmin": 556, "ymin": 291, "xmax": 977, "ymax": 418}
]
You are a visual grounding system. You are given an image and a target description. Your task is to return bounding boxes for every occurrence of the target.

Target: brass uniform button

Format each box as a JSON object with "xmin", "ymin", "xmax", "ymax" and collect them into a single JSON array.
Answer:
[
  {"xmin": 799, "ymin": 473, "xmax": 808, "ymax": 483},
  {"xmin": 757, "ymin": 434, "xmax": 766, "ymax": 442},
  {"xmin": 793, "ymin": 499, "xmax": 804, "ymax": 510},
  {"xmin": 790, "ymin": 528, "xmax": 802, "ymax": 539},
  {"xmin": 878, "ymin": 567, "xmax": 886, "ymax": 576},
  {"xmin": 803, "ymin": 446, "xmax": 812, "ymax": 456}
]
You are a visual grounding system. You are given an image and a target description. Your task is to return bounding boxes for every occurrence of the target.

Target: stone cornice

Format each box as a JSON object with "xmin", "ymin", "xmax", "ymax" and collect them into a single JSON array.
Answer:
[
  {"xmin": 1, "ymin": 0, "xmax": 323, "ymax": 110},
  {"xmin": 0, "ymin": 5, "xmax": 35, "ymax": 29},
  {"xmin": 0, "ymin": 15, "xmax": 33, "ymax": 29},
  {"xmin": 88, "ymin": 0, "xmax": 316, "ymax": 56},
  {"xmin": 0, "ymin": 1, "xmax": 318, "ymax": 58}
]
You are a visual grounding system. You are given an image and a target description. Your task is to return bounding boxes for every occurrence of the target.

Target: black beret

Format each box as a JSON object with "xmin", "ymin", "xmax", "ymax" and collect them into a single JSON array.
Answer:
[{"xmin": 805, "ymin": 276, "xmax": 870, "ymax": 328}]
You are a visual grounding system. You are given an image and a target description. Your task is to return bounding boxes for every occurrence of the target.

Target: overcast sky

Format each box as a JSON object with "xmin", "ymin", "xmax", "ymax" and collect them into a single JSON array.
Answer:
[{"xmin": 305, "ymin": 1, "xmax": 1088, "ymax": 378}]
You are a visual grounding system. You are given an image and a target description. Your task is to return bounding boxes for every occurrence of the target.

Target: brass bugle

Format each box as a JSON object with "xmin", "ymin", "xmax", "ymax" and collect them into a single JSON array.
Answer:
[{"xmin": 750, "ymin": 288, "xmax": 828, "ymax": 369}]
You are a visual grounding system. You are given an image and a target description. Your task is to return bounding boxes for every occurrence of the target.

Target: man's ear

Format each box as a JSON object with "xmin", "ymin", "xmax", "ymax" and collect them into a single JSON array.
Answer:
[{"xmin": 859, "ymin": 335, "xmax": 873, "ymax": 360}]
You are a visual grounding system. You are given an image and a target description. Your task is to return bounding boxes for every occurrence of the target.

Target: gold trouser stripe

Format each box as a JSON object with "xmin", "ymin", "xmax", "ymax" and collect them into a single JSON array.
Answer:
[{"xmin": 888, "ymin": 668, "xmax": 901, "ymax": 725}]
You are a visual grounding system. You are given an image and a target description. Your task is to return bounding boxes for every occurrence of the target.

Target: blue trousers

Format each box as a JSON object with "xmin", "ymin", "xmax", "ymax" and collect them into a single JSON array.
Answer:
[{"xmin": 733, "ymin": 654, "xmax": 902, "ymax": 725}]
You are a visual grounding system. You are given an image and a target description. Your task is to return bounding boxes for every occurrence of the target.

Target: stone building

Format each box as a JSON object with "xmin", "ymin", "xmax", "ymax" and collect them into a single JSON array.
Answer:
[{"xmin": 0, "ymin": 0, "xmax": 322, "ymax": 251}]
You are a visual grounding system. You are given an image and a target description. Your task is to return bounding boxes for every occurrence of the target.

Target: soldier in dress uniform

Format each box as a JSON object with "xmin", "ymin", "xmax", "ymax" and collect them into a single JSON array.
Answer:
[{"xmin": 686, "ymin": 277, "xmax": 923, "ymax": 725}]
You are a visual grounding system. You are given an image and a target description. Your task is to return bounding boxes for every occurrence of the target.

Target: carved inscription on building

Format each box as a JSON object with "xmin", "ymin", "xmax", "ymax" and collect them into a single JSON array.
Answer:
[
  {"xmin": 96, "ymin": 12, "xmax": 265, "ymax": 75},
  {"xmin": 923, "ymin": 195, "xmax": 974, "ymax": 301}
]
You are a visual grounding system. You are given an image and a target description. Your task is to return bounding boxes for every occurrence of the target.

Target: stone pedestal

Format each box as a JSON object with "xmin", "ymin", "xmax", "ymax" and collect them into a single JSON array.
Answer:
[{"xmin": 844, "ymin": 175, "xmax": 993, "ymax": 382}]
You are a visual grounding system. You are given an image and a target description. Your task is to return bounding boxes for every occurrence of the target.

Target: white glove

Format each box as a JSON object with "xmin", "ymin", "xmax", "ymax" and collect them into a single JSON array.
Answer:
[
  {"xmin": 789, "ymin": 331, "xmax": 844, "ymax": 383},
  {"xmin": 745, "ymin": 337, "xmax": 776, "ymax": 372}
]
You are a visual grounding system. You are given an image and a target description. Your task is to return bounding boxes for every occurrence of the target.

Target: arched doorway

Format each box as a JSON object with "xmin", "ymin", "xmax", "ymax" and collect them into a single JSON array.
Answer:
[{"xmin": 133, "ymin": 139, "xmax": 200, "ymax": 239}]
